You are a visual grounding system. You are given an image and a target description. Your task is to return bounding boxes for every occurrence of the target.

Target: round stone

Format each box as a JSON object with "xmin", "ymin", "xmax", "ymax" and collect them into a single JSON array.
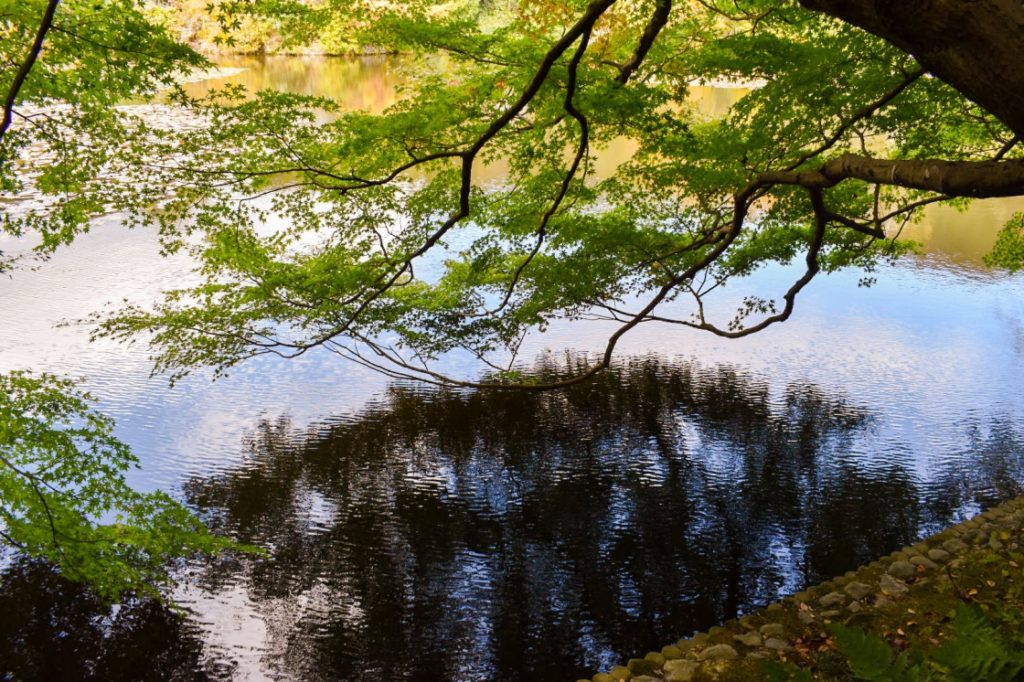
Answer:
[
  {"xmin": 888, "ymin": 560, "xmax": 916, "ymax": 579},
  {"xmin": 661, "ymin": 645, "xmax": 683, "ymax": 660},
  {"xmin": 844, "ymin": 581, "xmax": 874, "ymax": 601},
  {"xmin": 644, "ymin": 652, "xmax": 665, "ymax": 668},
  {"xmin": 764, "ymin": 638, "xmax": 794, "ymax": 651},
  {"xmin": 819, "ymin": 591, "xmax": 846, "ymax": 608},
  {"xmin": 880, "ymin": 573, "xmax": 909, "ymax": 596},
  {"xmin": 943, "ymin": 538, "xmax": 968, "ymax": 554},
  {"xmin": 696, "ymin": 644, "xmax": 739, "ymax": 661},
  {"xmin": 608, "ymin": 665, "xmax": 632, "ymax": 681},
  {"xmin": 909, "ymin": 555, "xmax": 938, "ymax": 570},
  {"xmin": 663, "ymin": 660, "xmax": 697, "ymax": 682},
  {"xmin": 734, "ymin": 631, "xmax": 762, "ymax": 647},
  {"xmin": 628, "ymin": 658, "xmax": 658, "ymax": 676}
]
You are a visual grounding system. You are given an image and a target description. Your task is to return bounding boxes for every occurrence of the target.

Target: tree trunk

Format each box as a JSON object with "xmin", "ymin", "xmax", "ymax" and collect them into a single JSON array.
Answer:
[{"xmin": 799, "ymin": 0, "xmax": 1024, "ymax": 138}]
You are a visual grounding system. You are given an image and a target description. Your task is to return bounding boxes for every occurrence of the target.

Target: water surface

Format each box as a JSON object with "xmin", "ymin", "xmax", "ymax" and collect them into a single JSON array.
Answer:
[{"xmin": 1, "ymin": 56, "xmax": 1023, "ymax": 681}]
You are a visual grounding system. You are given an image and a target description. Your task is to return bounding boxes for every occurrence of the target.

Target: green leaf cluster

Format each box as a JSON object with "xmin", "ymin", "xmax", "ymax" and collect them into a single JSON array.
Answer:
[
  {"xmin": 4, "ymin": 0, "xmax": 1022, "ymax": 387},
  {"xmin": 0, "ymin": 372, "xmax": 250, "ymax": 601}
]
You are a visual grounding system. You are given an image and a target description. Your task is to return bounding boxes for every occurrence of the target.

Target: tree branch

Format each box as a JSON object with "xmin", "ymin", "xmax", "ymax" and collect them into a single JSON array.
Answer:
[
  {"xmin": 783, "ymin": 65, "xmax": 925, "ymax": 172},
  {"xmin": 484, "ymin": 23, "xmax": 595, "ymax": 316},
  {"xmin": 617, "ymin": 0, "xmax": 672, "ymax": 84},
  {"xmin": 759, "ymin": 155, "xmax": 1024, "ymax": 199},
  {"xmin": 0, "ymin": 0, "xmax": 60, "ymax": 144}
]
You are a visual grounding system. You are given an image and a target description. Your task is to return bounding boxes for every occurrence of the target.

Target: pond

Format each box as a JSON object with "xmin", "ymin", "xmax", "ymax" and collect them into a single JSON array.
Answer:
[{"xmin": 1, "ymin": 56, "xmax": 1024, "ymax": 681}]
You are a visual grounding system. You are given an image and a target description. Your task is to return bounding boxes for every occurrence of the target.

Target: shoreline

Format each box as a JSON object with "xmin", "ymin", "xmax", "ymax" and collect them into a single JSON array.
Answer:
[{"xmin": 582, "ymin": 495, "xmax": 1024, "ymax": 681}]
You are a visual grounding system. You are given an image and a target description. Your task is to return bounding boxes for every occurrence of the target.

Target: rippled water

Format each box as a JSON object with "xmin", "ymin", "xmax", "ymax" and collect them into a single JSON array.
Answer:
[{"xmin": 2, "ymin": 56, "xmax": 1024, "ymax": 681}]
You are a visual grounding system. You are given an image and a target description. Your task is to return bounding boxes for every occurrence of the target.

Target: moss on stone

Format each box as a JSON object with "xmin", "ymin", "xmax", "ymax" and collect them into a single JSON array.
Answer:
[
  {"xmin": 607, "ymin": 665, "xmax": 631, "ymax": 681},
  {"xmin": 627, "ymin": 657, "xmax": 658, "ymax": 676},
  {"xmin": 660, "ymin": 644, "xmax": 683, "ymax": 660}
]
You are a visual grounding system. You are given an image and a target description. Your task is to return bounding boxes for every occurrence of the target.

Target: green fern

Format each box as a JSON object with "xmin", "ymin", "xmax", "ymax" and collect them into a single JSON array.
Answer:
[
  {"xmin": 830, "ymin": 624, "xmax": 930, "ymax": 681},
  {"xmin": 932, "ymin": 605, "xmax": 1024, "ymax": 681},
  {"xmin": 762, "ymin": 660, "xmax": 815, "ymax": 682},
  {"xmin": 829, "ymin": 605, "xmax": 1024, "ymax": 682}
]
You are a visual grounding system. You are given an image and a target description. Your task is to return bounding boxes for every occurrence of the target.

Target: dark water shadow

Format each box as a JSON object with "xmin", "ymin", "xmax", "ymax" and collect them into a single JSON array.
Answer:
[
  {"xmin": 183, "ymin": 356, "xmax": 989, "ymax": 681},
  {"xmin": 0, "ymin": 559, "xmax": 210, "ymax": 681},
  {"xmin": 2, "ymin": 356, "xmax": 1020, "ymax": 681}
]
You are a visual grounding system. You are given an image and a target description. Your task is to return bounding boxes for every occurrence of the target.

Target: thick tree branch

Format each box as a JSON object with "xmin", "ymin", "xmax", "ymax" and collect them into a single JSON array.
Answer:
[
  {"xmin": 0, "ymin": 0, "xmax": 60, "ymax": 144},
  {"xmin": 617, "ymin": 0, "xmax": 672, "ymax": 84},
  {"xmin": 759, "ymin": 155, "xmax": 1024, "ymax": 199},
  {"xmin": 799, "ymin": 0, "xmax": 1024, "ymax": 138}
]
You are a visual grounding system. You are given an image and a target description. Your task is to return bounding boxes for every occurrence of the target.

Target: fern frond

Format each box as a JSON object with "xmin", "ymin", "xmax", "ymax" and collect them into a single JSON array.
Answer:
[{"xmin": 933, "ymin": 605, "xmax": 1024, "ymax": 682}]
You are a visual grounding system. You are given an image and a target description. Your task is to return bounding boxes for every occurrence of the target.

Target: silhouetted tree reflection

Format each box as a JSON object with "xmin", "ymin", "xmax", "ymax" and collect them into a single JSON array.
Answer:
[
  {"xmin": 183, "ymin": 357, "xmax": 1001, "ymax": 681},
  {"xmin": 0, "ymin": 558, "xmax": 210, "ymax": 681},
  {"xmin": 924, "ymin": 417, "xmax": 1024, "ymax": 525}
]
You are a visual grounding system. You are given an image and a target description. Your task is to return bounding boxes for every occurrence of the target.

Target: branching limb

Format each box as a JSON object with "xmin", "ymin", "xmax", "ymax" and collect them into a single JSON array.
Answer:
[
  {"xmin": 617, "ymin": 0, "xmax": 671, "ymax": 85},
  {"xmin": 278, "ymin": 0, "xmax": 619, "ymax": 352},
  {"xmin": 0, "ymin": 0, "xmax": 60, "ymax": 144},
  {"xmin": 484, "ymin": 23, "xmax": 595, "ymax": 317},
  {"xmin": 784, "ymin": 66, "xmax": 925, "ymax": 172},
  {"xmin": 679, "ymin": 188, "xmax": 827, "ymax": 338}
]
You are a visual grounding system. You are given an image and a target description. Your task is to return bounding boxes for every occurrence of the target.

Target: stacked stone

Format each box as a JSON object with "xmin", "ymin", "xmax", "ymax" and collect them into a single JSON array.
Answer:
[{"xmin": 577, "ymin": 496, "xmax": 1024, "ymax": 682}]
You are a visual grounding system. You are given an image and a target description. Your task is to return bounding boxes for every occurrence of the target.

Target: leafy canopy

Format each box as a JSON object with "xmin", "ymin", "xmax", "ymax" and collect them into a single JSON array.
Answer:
[{"xmin": 3, "ymin": 0, "xmax": 1023, "ymax": 395}]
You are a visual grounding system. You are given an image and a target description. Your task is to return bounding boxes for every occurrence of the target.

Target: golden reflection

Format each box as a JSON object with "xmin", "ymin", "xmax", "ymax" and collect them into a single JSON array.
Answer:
[
  {"xmin": 183, "ymin": 55, "xmax": 402, "ymax": 113},
  {"xmin": 192, "ymin": 56, "xmax": 1018, "ymax": 268},
  {"xmin": 903, "ymin": 197, "xmax": 1024, "ymax": 265}
]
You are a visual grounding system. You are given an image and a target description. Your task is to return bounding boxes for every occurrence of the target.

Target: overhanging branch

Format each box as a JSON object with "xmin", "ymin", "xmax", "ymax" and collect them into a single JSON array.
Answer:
[
  {"xmin": 617, "ymin": 0, "xmax": 672, "ymax": 84},
  {"xmin": 0, "ymin": 0, "xmax": 61, "ymax": 144},
  {"xmin": 759, "ymin": 155, "xmax": 1024, "ymax": 198}
]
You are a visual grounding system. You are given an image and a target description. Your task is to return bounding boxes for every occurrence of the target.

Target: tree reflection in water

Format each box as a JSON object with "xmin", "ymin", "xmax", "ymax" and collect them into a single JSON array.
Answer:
[
  {"xmin": 182, "ymin": 356, "xmax": 957, "ymax": 681},
  {"xmin": 2, "ymin": 357, "xmax": 1020, "ymax": 681},
  {"xmin": 0, "ymin": 558, "xmax": 209, "ymax": 680}
]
